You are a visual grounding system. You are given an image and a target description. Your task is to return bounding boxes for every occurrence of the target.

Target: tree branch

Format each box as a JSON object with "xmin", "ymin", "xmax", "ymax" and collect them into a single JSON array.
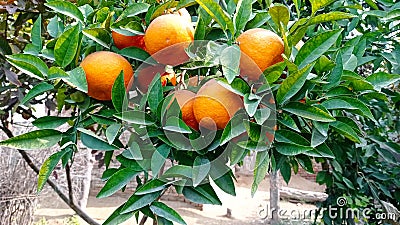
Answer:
[
  {"xmin": 65, "ymin": 163, "xmax": 75, "ymax": 205},
  {"xmin": 0, "ymin": 125, "xmax": 100, "ymax": 225}
]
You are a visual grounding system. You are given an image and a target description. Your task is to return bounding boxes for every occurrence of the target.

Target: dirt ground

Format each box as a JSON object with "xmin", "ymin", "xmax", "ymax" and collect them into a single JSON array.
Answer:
[{"xmin": 34, "ymin": 174, "xmax": 325, "ymax": 225}]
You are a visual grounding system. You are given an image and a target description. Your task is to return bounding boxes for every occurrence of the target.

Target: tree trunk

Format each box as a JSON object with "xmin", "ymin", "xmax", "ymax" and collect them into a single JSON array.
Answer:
[
  {"xmin": 78, "ymin": 148, "xmax": 94, "ymax": 209},
  {"xmin": 270, "ymin": 171, "xmax": 280, "ymax": 225}
]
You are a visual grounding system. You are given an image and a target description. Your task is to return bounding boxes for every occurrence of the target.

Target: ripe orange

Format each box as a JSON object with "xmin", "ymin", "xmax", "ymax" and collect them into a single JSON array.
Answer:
[
  {"xmin": 144, "ymin": 13, "xmax": 194, "ymax": 65},
  {"xmin": 135, "ymin": 64, "xmax": 176, "ymax": 93},
  {"xmin": 80, "ymin": 51, "xmax": 133, "ymax": 100},
  {"xmin": 112, "ymin": 31, "xmax": 146, "ymax": 50},
  {"xmin": 169, "ymin": 90, "xmax": 198, "ymax": 130},
  {"xmin": 237, "ymin": 28, "xmax": 284, "ymax": 80},
  {"xmin": 193, "ymin": 79, "xmax": 244, "ymax": 130}
]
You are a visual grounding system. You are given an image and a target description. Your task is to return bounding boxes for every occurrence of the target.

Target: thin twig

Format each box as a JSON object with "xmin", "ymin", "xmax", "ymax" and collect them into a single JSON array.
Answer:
[{"xmin": 65, "ymin": 163, "xmax": 74, "ymax": 205}]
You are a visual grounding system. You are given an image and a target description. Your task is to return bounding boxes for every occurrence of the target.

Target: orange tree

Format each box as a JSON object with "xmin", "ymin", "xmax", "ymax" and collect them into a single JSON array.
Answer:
[{"xmin": 0, "ymin": 0, "xmax": 399, "ymax": 225}]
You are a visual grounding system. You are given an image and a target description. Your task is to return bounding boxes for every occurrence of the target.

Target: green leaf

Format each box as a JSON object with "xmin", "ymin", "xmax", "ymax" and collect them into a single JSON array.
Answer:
[
  {"xmin": 65, "ymin": 67, "xmax": 88, "ymax": 93},
  {"xmin": 294, "ymin": 29, "xmax": 342, "ymax": 69},
  {"xmin": 150, "ymin": 1, "xmax": 178, "ymax": 21},
  {"xmin": 330, "ymin": 121, "xmax": 361, "ymax": 143},
  {"xmin": 97, "ymin": 168, "xmax": 139, "ymax": 198},
  {"xmin": 164, "ymin": 116, "xmax": 192, "ymax": 134},
  {"xmin": 20, "ymin": 82, "xmax": 53, "ymax": 105},
  {"xmin": 118, "ymin": 3, "xmax": 150, "ymax": 20},
  {"xmin": 233, "ymin": 0, "xmax": 252, "ymax": 33},
  {"xmin": 251, "ymin": 151, "xmax": 269, "ymax": 196},
  {"xmin": 325, "ymin": 51, "xmax": 343, "ymax": 89},
  {"xmin": 33, "ymin": 116, "xmax": 72, "ymax": 129},
  {"xmin": 151, "ymin": 144, "xmax": 171, "ymax": 176},
  {"xmin": 321, "ymin": 96, "xmax": 374, "ymax": 120},
  {"xmin": 114, "ymin": 111, "xmax": 155, "ymax": 125},
  {"xmin": 6, "ymin": 54, "xmax": 48, "ymax": 79},
  {"xmin": 45, "ymin": 1, "xmax": 85, "ymax": 23},
  {"xmin": 0, "ymin": 129, "xmax": 62, "ymax": 150},
  {"xmin": 128, "ymin": 142, "xmax": 143, "ymax": 160},
  {"xmin": 309, "ymin": 12, "xmax": 356, "ymax": 25},
  {"xmin": 106, "ymin": 124, "xmax": 121, "ymax": 144},
  {"xmin": 192, "ymin": 157, "xmax": 210, "ymax": 187},
  {"xmin": 210, "ymin": 171, "xmax": 236, "ymax": 196},
  {"xmin": 280, "ymin": 160, "xmax": 291, "ymax": 184},
  {"xmin": 220, "ymin": 111, "xmax": 247, "ymax": 145},
  {"xmin": 135, "ymin": 179, "xmax": 167, "ymax": 195},
  {"xmin": 275, "ymin": 129, "xmax": 309, "ymax": 145},
  {"xmin": 194, "ymin": 0, "xmax": 235, "ymax": 35},
  {"xmin": 278, "ymin": 114, "xmax": 300, "ymax": 132},
  {"xmin": 269, "ymin": 4, "xmax": 290, "ymax": 27},
  {"xmin": 282, "ymin": 102, "xmax": 336, "ymax": 122},
  {"xmin": 55, "ymin": 26, "xmax": 80, "ymax": 68},
  {"xmin": 147, "ymin": 73, "xmax": 163, "ymax": 113},
  {"xmin": 31, "ymin": 14, "xmax": 42, "ymax": 51},
  {"xmin": 78, "ymin": 128, "xmax": 119, "ymax": 151},
  {"xmin": 311, "ymin": 128, "xmax": 327, "ymax": 147},
  {"xmin": 245, "ymin": 12, "xmax": 270, "ymax": 29},
  {"xmin": 182, "ymin": 184, "xmax": 222, "ymax": 205},
  {"xmin": 122, "ymin": 191, "xmax": 161, "ymax": 213},
  {"xmin": 265, "ymin": 61, "xmax": 286, "ymax": 85},
  {"xmin": 275, "ymin": 142, "xmax": 313, "ymax": 156},
  {"xmin": 163, "ymin": 165, "xmax": 192, "ymax": 179},
  {"xmin": 157, "ymin": 217, "xmax": 174, "ymax": 225},
  {"xmin": 82, "ymin": 28, "xmax": 111, "ymax": 48},
  {"xmin": 276, "ymin": 63, "xmax": 313, "ymax": 104},
  {"xmin": 220, "ymin": 45, "xmax": 241, "ymax": 83},
  {"xmin": 366, "ymin": 72, "xmax": 400, "ymax": 90},
  {"xmin": 150, "ymin": 202, "xmax": 187, "ymax": 225},
  {"xmin": 310, "ymin": 0, "xmax": 335, "ymax": 14},
  {"xmin": 103, "ymin": 204, "xmax": 134, "ymax": 225},
  {"xmin": 112, "ymin": 71, "xmax": 127, "ymax": 113},
  {"xmin": 38, "ymin": 148, "xmax": 70, "ymax": 192}
]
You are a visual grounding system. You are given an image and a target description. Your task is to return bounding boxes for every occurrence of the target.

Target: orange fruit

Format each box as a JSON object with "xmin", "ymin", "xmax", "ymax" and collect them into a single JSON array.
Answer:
[
  {"xmin": 135, "ymin": 64, "xmax": 176, "ymax": 93},
  {"xmin": 171, "ymin": 8, "xmax": 191, "ymax": 24},
  {"xmin": 237, "ymin": 28, "xmax": 284, "ymax": 80},
  {"xmin": 144, "ymin": 13, "xmax": 194, "ymax": 65},
  {"xmin": 193, "ymin": 79, "xmax": 244, "ymax": 130},
  {"xmin": 80, "ymin": 51, "xmax": 133, "ymax": 100},
  {"xmin": 169, "ymin": 90, "xmax": 198, "ymax": 130},
  {"xmin": 112, "ymin": 31, "xmax": 146, "ymax": 50}
]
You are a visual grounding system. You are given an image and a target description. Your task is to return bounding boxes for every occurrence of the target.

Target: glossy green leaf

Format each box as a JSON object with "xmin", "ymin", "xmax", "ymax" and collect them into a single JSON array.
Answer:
[
  {"xmin": 330, "ymin": 121, "xmax": 361, "ymax": 143},
  {"xmin": 251, "ymin": 151, "xmax": 269, "ymax": 196},
  {"xmin": 278, "ymin": 114, "xmax": 300, "ymax": 132},
  {"xmin": 55, "ymin": 26, "xmax": 80, "ymax": 68},
  {"xmin": 82, "ymin": 28, "xmax": 111, "ymax": 48},
  {"xmin": 97, "ymin": 168, "xmax": 139, "ymax": 198},
  {"xmin": 310, "ymin": 0, "xmax": 335, "ymax": 14},
  {"xmin": 294, "ymin": 29, "xmax": 342, "ymax": 69},
  {"xmin": 150, "ymin": 202, "xmax": 187, "ymax": 225},
  {"xmin": 182, "ymin": 184, "xmax": 222, "ymax": 205},
  {"xmin": 114, "ymin": 111, "xmax": 155, "ymax": 125},
  {"xmin": 122, "ymin": 191, "xmax": 161, "ymax": 213},
  {"xmin": 322, "ymin": 96, "xmax": 374, "ymax": 120},
  {"xmin": 78, "ymin": 128, "xmax": 119, "ymax": 151},
  {"xmin": 163, "ymin": 165, "xmax": 192, "ymax": 179},
  {"xmin": 220, "ymin": 45, "xmax": 240, "ymax": 83},
  {"xmin": 276, "ymin": 63, "xmax": 313, "ymax": 104},
  {"xmin": 265, "ymin": 61, "xmax": 286, "ymax": 85},
  {"xmin": 6, "ymin": 54, "xmax": 48, "ymax": 79},
  {"xmin": 220, "ymin": 111, "xmax": 247, "ymax": 145},
  {"xmin": 65, "ymin": 67, "xmax": 88, "ymax": 93},
  {"xmin": 245, "ymin": 12, "xmax": 270, "ymax": 29},
  {"xmin": 192, "ymin": 157, "xmax": 210, "ymax": 187},
  {"xmin": 194, "ymin": 0, "xmax": 235, "ymax": 35},
  {"xmin": 38, "ymin": 148, "xmax": 70, "ymax": 192},
  {"xmin": 233, "ymin": 0, "xmax": 252, "ymax": 33},
  {"xmin": 151, "ymin": 144, "xmax": 171, "ymax": 176},
  {"xmin": 275, "ymin": 129, "xmax": 309, "ymax": 145},
  {"xmin": 0, "ymin": 129, "xmax": 62, "ymax": 150},
  {"xmin": 136, "ymin": 179, "xmax": 167, "ymax": 195},
  {"xmin": 164, "ymin": 116, "xmax": 192, "ymax": 134},
  {"xmin": 45, "ymin": 1, "xmax": 84, "ymax": 23},
  {"xmin": 366, "ymin": 72, "xmax": 400, "ymax": 90},
  {"xmin": 275, "ymin": 142, "xmax": 313, "ymax": 156},
  {"xmin": 31, "ymin": 14, "xmax": 42, "ymax": 51},
  {"xmin": 20, "ymin": 82, "xmax": 54, "ymax": 105},
  {"xmin": 269, "ymin": 4, "xmax": 290, "ymax": 27},
  {"xmin": 119, "ymin": 3, "xmax": 150, "ymax": 19},
  {"xmin": 282, "ymin": 102, "xmax": 336, "ymax": 122},
  {"xmin": 103, "ymin": 204, "xmax": 134, "ymax": 225},
  {"xmin": 210, "ymin": 171, "xmax": 236, "ymax": 196},
  {"xmin": 33, "ymin": 116, "xmax": 72, "ymax": 129},
  {"xmin": 112, "ymin": 72, "xmax": 127, "ymax": 113},
  {"xmin": 311, "ymin": 128, "xmax": 327, "ymax": 147},
  {"xmin": 147, "ymin": 73, "xmax": 163, "ymax": 113},
  {"xmin": 106, "ymin": 124, "xmax": 121, "ymax": 144},
  {"xmin": 309, "ymin": 12, "xmax": 356, "ymax": 25}
]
